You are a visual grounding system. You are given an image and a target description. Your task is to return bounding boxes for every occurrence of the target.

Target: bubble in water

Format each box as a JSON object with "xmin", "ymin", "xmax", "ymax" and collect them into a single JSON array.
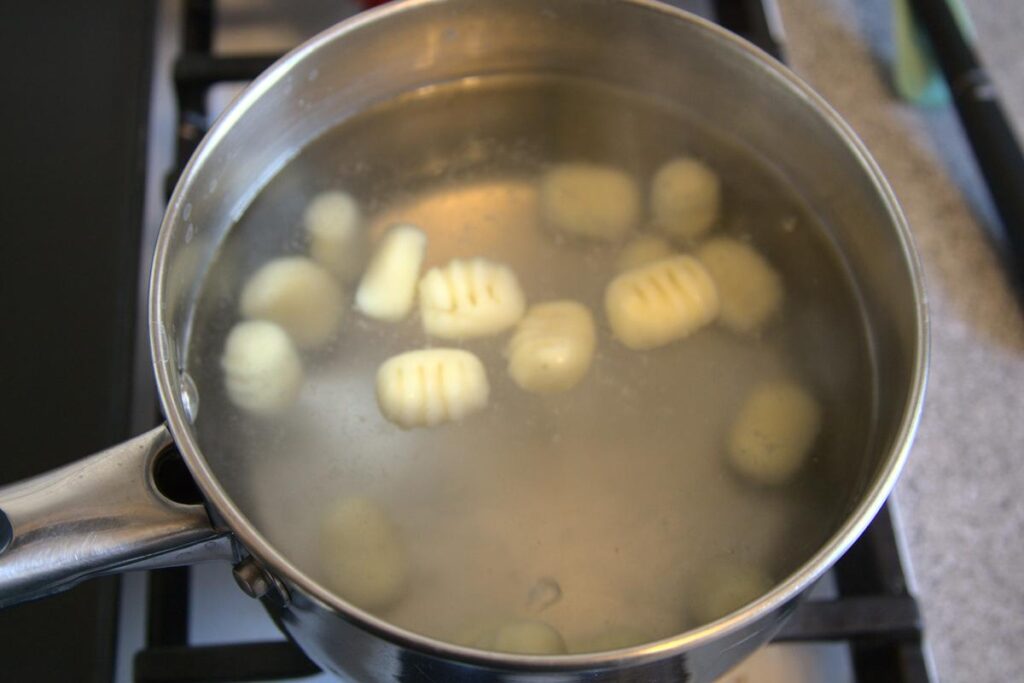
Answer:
[{"xmin": 526, "ymin": 577, "xmax": 562, "ymax": 612}]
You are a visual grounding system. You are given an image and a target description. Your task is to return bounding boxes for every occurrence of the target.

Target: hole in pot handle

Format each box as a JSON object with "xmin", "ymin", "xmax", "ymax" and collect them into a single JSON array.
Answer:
[
  {"xmin": 0, "ymin": 425, "xmax": 233, "ymax": 608},
  {"xmin": 152, "ymin": 444, "xmax": 206, "ymax": 506}
]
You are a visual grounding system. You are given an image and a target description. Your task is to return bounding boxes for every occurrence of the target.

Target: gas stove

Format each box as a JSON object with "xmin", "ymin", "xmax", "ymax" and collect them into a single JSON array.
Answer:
[{"xmin": 2, "ymin": 1, "xmax": 930, "ymax": 681}]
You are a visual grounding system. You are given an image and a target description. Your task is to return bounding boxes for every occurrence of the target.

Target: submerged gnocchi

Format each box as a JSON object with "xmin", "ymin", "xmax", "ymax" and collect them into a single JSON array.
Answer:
[
  {"xmin": 691, "ymin": 563, "xmax": 773, "ymax": 624},
  {"xmin": 506, "ymin": 300, "xmax": 596, "ymax": 394},
  {"xmin": 376, "ymin": 348, "xmax": 490, "ymax": 429},
  {"xmin": 696, "ymin": 237, "xmax": 783, "ymax": 334},
  {"xmin": 540, "ymin": 162, "xmax": 640, "ymax": 241},
  {"xmin": 650, "ymin": 157, "xmax": 721, "ymax": 242},
  {"xmin": 605, "ymin": 255, "xmax": 720, "ymax": 350},
  {"xmin": 239, "ymin": 257, "xmax": 344, "ymax": 350},
  {"xmin": 321, "ymin": 497, "xmax": 408, "ymax": 610},
  {"xmin": 728, "ymin": 380, "xmax": 822, "ymax": 485},
  {"xmin": 492, "ymin": 620, "xmax": 567, "ymax": 655},
  {"xmin": 220, "ymin": 320, "xmax": 303, "ymax": 416},
  {"xmin": 305, "ymin": 190, "xmax": 365, "ymax": 281},
  {"xmin": 419, "ymin": 258, "xmax": 526, "ymax": 339}
]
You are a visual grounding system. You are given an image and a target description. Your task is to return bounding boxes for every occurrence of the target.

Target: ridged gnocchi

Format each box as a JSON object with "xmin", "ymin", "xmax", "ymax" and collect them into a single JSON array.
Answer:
[
  {"xmin": 355, "ymin": 225, "xmax": 428, "ymax": 322},
  {"xmin": 540, "ymin": 163, "xmax": 640, "ymax": 241},
  {"xmin": 728, "ymin": 380, "xmax": 821, "ymax": 485},
  {"xmin": 506, "ymin": 300, "xmax": 596, "ymax": 394},
  {"xmin": 696, "ymin": 237, "xmax": 783, "ymax": 334},
  {"xmin": 376, "ymin": 349, "xmax": 489, "ymax": 429},
  {"xmin": 419, "ymin": 258, "xmax": 526, "ymax": 339},
  {"xmin": 604, "ymin": 255, "xmax": 720, "ymax": 350},
  {"xmin": 615, "ymin": 235, "xmax": 674, "ymax": 273},
  {"xmin": 304, "ymin": 191, "xmax": 365, "ymax": 281},
  {"xmin": 321, "ymin": 497, "xmax": 408, "ymax": 610},
  {"xmin": 221, "ymin": 320, "xmax": 303, "ymax": 416},
  {"xmin": 239, "ymin": 257, "xmax": 344, "ymax": 349},
  {"xmin": 651, "ymin": 158, "xmax": 721, "ymax": 241}
]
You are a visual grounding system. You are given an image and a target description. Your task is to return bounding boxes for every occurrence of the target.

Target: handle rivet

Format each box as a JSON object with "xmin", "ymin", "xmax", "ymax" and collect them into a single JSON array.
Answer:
[{"xmin": 233, "ymin": 557, "xmax": 271, "ymax": 598}]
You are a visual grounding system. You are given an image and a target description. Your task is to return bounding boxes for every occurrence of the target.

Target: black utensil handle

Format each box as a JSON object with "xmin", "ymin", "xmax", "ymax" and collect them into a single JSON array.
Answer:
[{"xmin": 909, "ymin": 0, "xmax": 1024, "ymax": 281}]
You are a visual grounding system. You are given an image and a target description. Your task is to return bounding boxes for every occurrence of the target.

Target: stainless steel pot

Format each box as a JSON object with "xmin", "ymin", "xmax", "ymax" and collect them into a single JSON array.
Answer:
[{"xmin": 0, "ymin": 1, "xmax": 927, "ymax": 680}]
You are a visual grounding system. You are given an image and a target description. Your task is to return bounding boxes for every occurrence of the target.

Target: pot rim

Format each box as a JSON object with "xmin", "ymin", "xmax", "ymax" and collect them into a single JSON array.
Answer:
[{"xmin": 150, "ymin": 0, "xmax": 929, "ymax": 670}]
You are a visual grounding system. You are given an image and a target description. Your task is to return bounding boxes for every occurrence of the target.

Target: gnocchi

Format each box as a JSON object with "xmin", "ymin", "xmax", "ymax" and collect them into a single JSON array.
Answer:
[
  {"xmin": 492, "ymin": 619, "xmax": 567, "ymax": 655},
  {"xmin": 696, "ymin": 237, "xmax": 783, "ymax": 334},
  {"xmin": 355, "ymin": 225, "xmax": 427, "ymax": 322},
  {"xmin": 220, "ymin": 320, "xmax": 303, "ymax": 416},
  {"xmin": 604, "ymin": 255, "xmax": 720, "ymax": 350},
  {"xmin": 650, "ymin": 158, "xmax": 721, "ymax": 241},
  {"xmin": 615, "ymin": 235, "xmax": 674, "ymax": 272},
  {"xmin": 376, "ymin": 349, "xmax": 489, "ymax": 429},
  {"xmin": 540, "ymin": 163, "xmax": 640, "ymax": 241},
  {"xmin": 304, "ymin": 190, "xmax": 365, "ymax": 281},
  {"xmin": 321, "ymin": 497, "xmax": 408, "ymax": 610},
  {"xmin": 691, "ymin": 563, "xmax": 773, "ymax": 625},
  {"xmin": 239, "ymin": 257, "xmax": 344, "ymax": 349},
  {"xmin": 419, "ymin": 258, "xmax": 526, "ymax": 339},
  {"xmin": 506, "ymin": 300, "xmax": 596, "ymax": 394},
  {"xmin": 453, "ymin": 619, "xmax": 504, "ymax": 650},
  {"xmin": 728, "ymin": 380, "xmax": 822, "ymax": 485}
]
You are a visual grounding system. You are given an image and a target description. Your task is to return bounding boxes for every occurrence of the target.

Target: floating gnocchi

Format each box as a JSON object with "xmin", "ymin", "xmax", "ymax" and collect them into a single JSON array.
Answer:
[
  {"xmin": 540, "ymin": 162, "xmax": 640, "ymax": 241},
  {"xmin": 615, "ymin": 235, "xmax": 674, "ymax": 272},
  {"xmin": 355, "ymin": 224, "xmax": 427, "ymax": 322},
  {"xmin": 419, "ymin": 258, "xmax": 526, "ymax": 339},
  {"xmin": 604, "ymin": 255, "xmax": 720, "ymax": 350},
  {"xmin": 239, "ymin": 257, "xmax": 344, "ymax": 350},
  {"xmin": 220, "ymin": 320, "xmax": 303, "ymax": 416},
  {"xmin": 376, "ymin": 349, "xmax": 489, "ymax": 429},
  {"xmin": 491, "ymin": 620, "xmax": 567, "ymax": 655},
  {"xmin": 304, "ymin": 190, "xmax": 365, "ymax": 282},
  {"xmin": 728, "ymin": 380, "xmax": 822, "ymax": 485},
  {"xmin": 320, "ymin": 497, "xmax": 408, "ymax": 610},
  {"xmin": 506, "ymin": 300, "xmax": 596, "ymax": 394},
  {"xmin": 691, "ymin": 562, "xmax": 773, "ymax": 625},
  {"xmin": 650, "ymin": 157, "xmax": 721, "ymax": 242},
  {"xmin": 696, "ymin": 237, "xmax": 783, "ymax": 334}
]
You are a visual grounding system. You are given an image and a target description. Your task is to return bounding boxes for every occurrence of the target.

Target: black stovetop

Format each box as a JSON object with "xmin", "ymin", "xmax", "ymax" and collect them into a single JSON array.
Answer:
[{"xmin": 0, "ymin": 2, "xmax": 154, "ymax": 681}]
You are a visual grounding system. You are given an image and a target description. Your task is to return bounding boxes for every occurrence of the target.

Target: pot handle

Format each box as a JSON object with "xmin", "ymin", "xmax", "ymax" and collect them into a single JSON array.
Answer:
[{"xmin": 0, "ymin": 425, "xmax": 233, "ymax": 608}]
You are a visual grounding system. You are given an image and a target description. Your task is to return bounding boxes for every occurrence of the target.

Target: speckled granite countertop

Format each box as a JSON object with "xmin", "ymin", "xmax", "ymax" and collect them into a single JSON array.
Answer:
[{"xmin": 778, "ymin": 1, "xmax": 1024, "ymax": 680}]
